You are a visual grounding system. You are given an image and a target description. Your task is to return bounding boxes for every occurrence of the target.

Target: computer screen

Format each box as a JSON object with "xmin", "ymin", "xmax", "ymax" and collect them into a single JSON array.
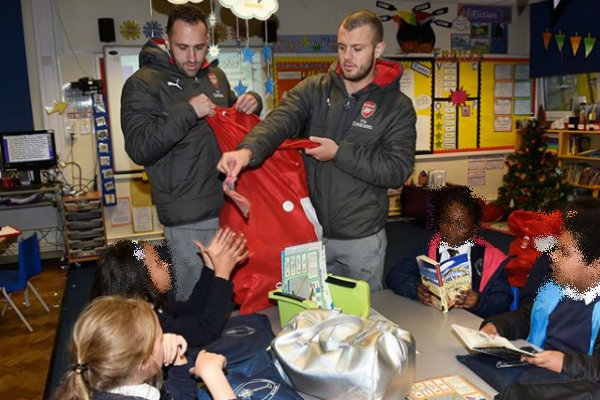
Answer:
[{"xmin": 0, "ymin": 129, "xmax": 57, "ymax": 171}]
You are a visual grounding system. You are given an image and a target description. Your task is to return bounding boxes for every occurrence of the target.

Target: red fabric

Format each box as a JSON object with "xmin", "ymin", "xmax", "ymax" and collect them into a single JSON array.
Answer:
[
  {"xmin": 206, "ymin": 107, "xmax": 319, "ymax": 313},
  {"xmin": 505, "ymin": 210, "xmax": 563, "ymax": 287}
]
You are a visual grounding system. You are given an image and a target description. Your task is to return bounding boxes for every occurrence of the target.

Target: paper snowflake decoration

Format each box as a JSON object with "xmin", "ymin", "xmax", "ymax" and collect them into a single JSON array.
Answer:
[
  {"xmin": 143, "ymin": 20, "xmax": 163, "ymax": 38},
  {"xmin": 208, "ymin": 44, "xmax": 220, "ymax": 60},
  {"xmin": 208, "ymin": 12, "xmax": 217, "ymax": 28},
  {"xmin": 234, "ymin": 80, "xmax": 248, "ymax": 96},
  {"xmin": 120, "ymin": 20, "xmax": 141, "ymax": 41}
]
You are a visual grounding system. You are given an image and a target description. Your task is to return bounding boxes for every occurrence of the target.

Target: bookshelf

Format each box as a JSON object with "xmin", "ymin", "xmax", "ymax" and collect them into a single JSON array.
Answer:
[{"xmin": 555, "ymin": 129, "xmax": 600, "ymax": 196}]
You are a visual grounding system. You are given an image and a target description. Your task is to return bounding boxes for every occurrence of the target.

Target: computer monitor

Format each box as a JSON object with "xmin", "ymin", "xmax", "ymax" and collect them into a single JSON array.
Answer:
[{"xmin": 0, "ymin": 130, "xmax": 57, "ymax": 184}]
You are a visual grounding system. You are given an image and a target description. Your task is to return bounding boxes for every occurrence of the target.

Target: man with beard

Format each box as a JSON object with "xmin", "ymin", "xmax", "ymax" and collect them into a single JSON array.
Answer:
[
  {"xmin": 121, "ymin": 4, "xmax": 261, "ymax": 301},
  {"xmin": 217, "ymin": 10, "xmax": 416, "ymax": 291}
]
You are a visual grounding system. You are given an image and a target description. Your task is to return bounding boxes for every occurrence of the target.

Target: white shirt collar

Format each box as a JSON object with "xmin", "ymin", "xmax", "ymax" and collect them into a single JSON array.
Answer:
[
  {"xmin": 109, "ymin": 383, "xmax": 160, "ymax": 400},
  {"xmin": 562, "ymin": 283, "xmax": 600, "ymax": 305},
  {"xmin": 439, "ymin": 240, "xmax": 473, "ymax": 262}
]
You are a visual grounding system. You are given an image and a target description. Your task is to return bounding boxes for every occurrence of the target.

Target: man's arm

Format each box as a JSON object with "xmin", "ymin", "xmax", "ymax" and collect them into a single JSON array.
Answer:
[
  {"xmin": 121, "ymin": 77, "xmax": 209, "ymax": 166},
  {"xmin": 333, "ymin": 95, "xmax": 417, "ymax": 188}
]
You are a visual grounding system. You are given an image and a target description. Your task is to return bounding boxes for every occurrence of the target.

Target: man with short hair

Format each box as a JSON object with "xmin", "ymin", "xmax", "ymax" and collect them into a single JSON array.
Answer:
[
  {"xmin": 218, "ymin": 10, "xmax": 416, "ymax": 290},
  {"xmin": 122, "ymin": 4, "xmax": 261, "ymax": 300}
]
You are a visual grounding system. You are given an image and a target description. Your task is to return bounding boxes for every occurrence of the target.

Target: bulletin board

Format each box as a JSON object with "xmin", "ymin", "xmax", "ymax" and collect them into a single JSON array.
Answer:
[
  {"xmin": 273, "ymin": 55, "xmax": 337, "ymax": 106},
  {"xmin": 388, "ymin": 56, "xmax": 530, "ymax": 154}
]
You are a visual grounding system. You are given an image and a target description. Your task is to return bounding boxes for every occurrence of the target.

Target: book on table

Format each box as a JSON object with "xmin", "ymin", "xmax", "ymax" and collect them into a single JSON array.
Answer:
[
  {"xmin": 405, "ymin": 374, "xmax": 491, "ymax": 400},
  {"xmin": 417, "ymin": 253, "xmax": 471, "ymax": 312},
  {"xmin": 452, "ymin": 323, "xmax": 541, "ymax": 361}
]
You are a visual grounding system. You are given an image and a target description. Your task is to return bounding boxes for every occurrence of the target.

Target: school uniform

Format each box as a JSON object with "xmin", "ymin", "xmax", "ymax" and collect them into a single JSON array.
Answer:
[{"xmin": 386, "ymin": 233, "xmax": 513, "ymax": 318}]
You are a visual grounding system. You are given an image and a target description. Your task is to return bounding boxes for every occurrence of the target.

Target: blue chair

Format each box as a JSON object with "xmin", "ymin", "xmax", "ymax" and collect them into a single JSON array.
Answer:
[
  {"xmin": 510, "ymin": 286, "xmax": 520, "ymax": 311},
  {"xmin": 0, "ymin": 233, "xmax": 49, "ymax": 332}
]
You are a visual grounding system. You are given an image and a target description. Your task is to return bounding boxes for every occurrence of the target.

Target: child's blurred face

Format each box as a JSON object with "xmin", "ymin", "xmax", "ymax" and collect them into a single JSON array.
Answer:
[
  {"xmin": 143, "ymin": 244, "xmax": 172, "ymax": 293},
  {"xmin": 439, "ymin": 202, "xmax": 476, "ymax": 248},
  {"xmin": 551, "ymin": 230, "xmax": 600, "ymax": 293}
]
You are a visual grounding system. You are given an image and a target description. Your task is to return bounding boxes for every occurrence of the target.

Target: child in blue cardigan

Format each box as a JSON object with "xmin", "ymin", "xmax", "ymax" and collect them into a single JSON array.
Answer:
[
  {"xmin": 482, "ymin": 197, "xmax": 600, "ymax": 382},
  {"xmin": 386, "ymin": 185, "xmax": 512, "ymax": 318}
]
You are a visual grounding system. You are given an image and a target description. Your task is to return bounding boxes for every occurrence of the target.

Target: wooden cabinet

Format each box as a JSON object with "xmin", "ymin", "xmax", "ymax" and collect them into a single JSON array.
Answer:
[
  {"xmin": 555, "ymin": 129, "xmax": 600, "ymax": 196},
  {"xmin": 62, "ymin": 191, "xmax": 107, "ymax": 263}
]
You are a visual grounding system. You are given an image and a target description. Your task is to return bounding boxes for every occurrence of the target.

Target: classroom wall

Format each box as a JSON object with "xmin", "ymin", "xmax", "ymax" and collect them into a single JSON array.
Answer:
[{"xmin": 22, "ymin": 0, "xmax": 529, "ymax": 240}]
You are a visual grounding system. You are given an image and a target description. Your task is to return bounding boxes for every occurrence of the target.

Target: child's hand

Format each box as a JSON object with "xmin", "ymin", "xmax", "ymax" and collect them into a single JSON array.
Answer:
[
  {"xmin": 202, "ymin": 229, "xmax": 248, "ymax": 280},
  {"xmin": 454, "ymin": 290, "xmax": 479, "ymax": 309},
  {"xmin": 162, "ymin": 333, "xmax": 187, "ymax": 366},
  {"xmin": 480, "ymin": 322, "xmax": 498, "ymax": 338},
  {"xmin": 521, "ymin": 350, "xmax": 564, "ymax": 373},
  {"xmin": 417, "ymin": 283, "xmax": 432, "ymax": 305},
  {"xmin": 189, "ymin": 350, "xmax": 227, "ymax": 378},
  {"xmin": 195, "ymin": 227, "xmax": 235, "ymax": 270}
]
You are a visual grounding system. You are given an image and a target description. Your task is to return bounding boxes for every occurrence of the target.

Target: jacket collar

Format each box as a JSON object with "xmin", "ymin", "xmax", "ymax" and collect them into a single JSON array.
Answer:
[{"xmin": 333, "ymin": 58, "xmax": 403, "ymax": 93}]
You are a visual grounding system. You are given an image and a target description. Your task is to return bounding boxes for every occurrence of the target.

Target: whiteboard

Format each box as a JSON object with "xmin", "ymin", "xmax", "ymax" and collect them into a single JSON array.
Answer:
[{"xmin": 102, "ymin": 45, "xmax": 269, "ymax": 173}]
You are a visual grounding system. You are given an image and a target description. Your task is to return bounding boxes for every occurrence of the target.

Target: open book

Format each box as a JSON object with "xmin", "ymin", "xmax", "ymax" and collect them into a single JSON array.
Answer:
[
  {"xmin": 452, "ymin": 324, "xmax": 541, "ymax": 361},
  {"xmin": 417, "ymin": 253, "xmax": 471, "ymax": 312}
]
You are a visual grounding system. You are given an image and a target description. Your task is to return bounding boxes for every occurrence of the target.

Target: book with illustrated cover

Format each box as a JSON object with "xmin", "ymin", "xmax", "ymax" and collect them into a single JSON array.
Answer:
[
  {"xmin": 405, "ymin": 374, "xmax": 490, "ymax": 400},
  {"xmin": 417, "ymin": 253, "xmax": 471, "ymax": 312},
  {"xmin": 0, "ymin": 225, "xmax": 22, "ymax": 239},
  {"xmin": 452, "ymin": 324, "xmax": 541, "ymax": 361}
]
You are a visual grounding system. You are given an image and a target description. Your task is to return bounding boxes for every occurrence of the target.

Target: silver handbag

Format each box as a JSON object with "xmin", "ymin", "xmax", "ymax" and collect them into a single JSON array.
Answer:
[{"xmin": 271, "ymin": 309, "xmax": 415, "ymax": 400}]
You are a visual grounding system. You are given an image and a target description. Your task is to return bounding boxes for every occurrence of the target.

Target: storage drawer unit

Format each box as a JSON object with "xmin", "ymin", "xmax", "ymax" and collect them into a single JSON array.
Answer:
[{"xmin": 62, "ymin": 192, "xmax": 107, "ymax": 263}]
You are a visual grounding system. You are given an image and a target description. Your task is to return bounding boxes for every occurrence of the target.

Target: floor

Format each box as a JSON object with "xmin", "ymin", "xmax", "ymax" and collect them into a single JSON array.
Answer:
[{"xmin": 0, "ymin": 260, "xmax": 67, "ymax": 400}]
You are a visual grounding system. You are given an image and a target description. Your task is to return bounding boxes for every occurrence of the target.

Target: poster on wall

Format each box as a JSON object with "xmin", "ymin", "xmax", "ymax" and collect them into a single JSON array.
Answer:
[{"xmin": 273, "ymin": 55, "xmax": 336, "ymax": 105}]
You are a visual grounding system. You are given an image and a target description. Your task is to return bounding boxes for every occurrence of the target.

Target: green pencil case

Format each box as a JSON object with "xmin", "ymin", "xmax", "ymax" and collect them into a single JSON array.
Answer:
[{"xmin": 268, "ymin": 290, "xmax": 318, "ymax": 326}]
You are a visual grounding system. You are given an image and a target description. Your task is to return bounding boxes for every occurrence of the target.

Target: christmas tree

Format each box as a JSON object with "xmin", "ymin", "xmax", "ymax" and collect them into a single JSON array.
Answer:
[{"xmin": 497, "ymin": 118, "xmax": 571, "ymax": 211}]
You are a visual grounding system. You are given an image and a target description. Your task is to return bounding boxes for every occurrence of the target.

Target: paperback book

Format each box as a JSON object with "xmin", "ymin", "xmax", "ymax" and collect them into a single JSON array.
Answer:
[
  {"xmin": 417, "ymin": 253, "xmax": 471, "ymax": 312},
  {"xmin": 452, "ymin": 324, "xmax": 541, "ymax": 361}
]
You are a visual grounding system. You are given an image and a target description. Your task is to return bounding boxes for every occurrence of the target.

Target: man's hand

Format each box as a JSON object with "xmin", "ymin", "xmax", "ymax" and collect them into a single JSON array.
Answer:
[
  {"xmin": 454, "ymin": 290, "xmax": 479, "ymax": 309},
  {"xmin": 217, "ymin": 149, "xmax": 253, "ymax": 178},
  {"xmin": 189, "ymin": 94, "xmax": 216, "ymax": 118},
  {"xmin": 522, "ymin": 350, "xmax": 564, "ymax": 373},
  {"xmin": 235, "ymin": 94, "xmax": 259, "ymax": 114},
  {"xmin": 305, "ymin": 136, "xmax": 338, "ymax": 162},
  {"xmin": 417, "ymin": 283, "xmax": 432, "ymax": 305},
  {"xmin": 480, "ymin": 322, "xmax": 498, "ymax": 338}
]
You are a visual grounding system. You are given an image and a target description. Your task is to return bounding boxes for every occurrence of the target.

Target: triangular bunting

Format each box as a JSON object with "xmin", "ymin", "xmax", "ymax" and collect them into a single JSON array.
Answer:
[
  {"xmin": 584, "ymin": 34, "xmax": 596, "ymax": 58},
  {"xmin": 555, "ymin": 31, "xmax": 565, "ymax": 53},
  {"xmin": 542, "ymin": 31, "xmax": 552, "ymax": 50},
  {"xmin": 570, "ymin": 33, "xmax": 581, "ymax": 56}
]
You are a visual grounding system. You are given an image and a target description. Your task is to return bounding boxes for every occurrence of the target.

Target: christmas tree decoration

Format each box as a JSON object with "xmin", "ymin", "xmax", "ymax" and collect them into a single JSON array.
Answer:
[
  {"xmin": 449, "ymin": 87, "xmax": 469, "ymax": 107},
  {"xmin": 143, "ymin": 21, "xmax": 163, "ymax": 38},
  {"xmin": 570, "ymin": 32, "xmax": 581, "ymax": 56},
  {"xmin": 584, "ymin": 34, "xmax": 596, "ymax": 58},
  {"xmin": 554, "ymin": 31, "xmax": 565, "ymax": 53},
  {"xmin": 234, "ymin": 80, "xmax": 248, "ymax": 96},
  {"xmin": 542, "ymin": 30, "xmax": 552, "ymax": 50},
  {"xmin": 120, "ymin": 20, "xmax": 141, "ymax": 41},
  {"xmin": 497, "ymin": 116, "xmax": 571, "ymax": 211}
]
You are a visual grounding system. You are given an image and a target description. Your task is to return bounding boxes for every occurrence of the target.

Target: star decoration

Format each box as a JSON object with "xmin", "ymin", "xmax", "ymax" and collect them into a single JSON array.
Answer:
[
  {"xmin": 208, "ymin": 44, "xmax": 220, "ymax": 60},
  {"xmin": 262, "ymin": 44, "xmax": 272, "ymax": 60},
  {"xmin": 449, "ymin": 87, "xmax": 469, "ymax": 107},
  {"xmin": 234, "ymin": 80, "xmax": 248, "ymax": 96},
  {"xmin": 120, "ymin": 20, "xmax": 141, "ymax": 41},
  {"xmin": 435, "ymin": 121, "xmax": 443, "ymax": 131},
  {"xmin": 208, "ymin": 12, "xmax": 217, "ymax": 28},
  {"xmin": 242, "ymin": 46, "xmax": 255, "ymax": 63},
  {"xmin": 435, "ymin": 110, "xmax": 443, "ymax": 120},
  {"xmin": 143, "ymin": 20, "xmax": 163, "ymax": 38},
  {"xmin": 265, "ymin": 77, "xmax": 274, "ymax": 95},
  {"xmin": 435, "ymin": 140, "xmax": 443, "ymax": 148}
]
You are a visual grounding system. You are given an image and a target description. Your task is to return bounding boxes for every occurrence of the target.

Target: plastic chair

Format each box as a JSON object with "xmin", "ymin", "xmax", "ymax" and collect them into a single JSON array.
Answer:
[{"xmin": 0, "ymin": 233, "xmax": 49, "ymax": 332}]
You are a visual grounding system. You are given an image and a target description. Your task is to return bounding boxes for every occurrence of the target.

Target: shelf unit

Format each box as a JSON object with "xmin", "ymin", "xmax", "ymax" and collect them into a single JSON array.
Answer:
[
  {"xmin": 61, "ymin": 191, "xmax": 107, "ymax": 263},
  {"xmin": 554, "ymin": 129, "xmax": 600, "ymax": 196}
]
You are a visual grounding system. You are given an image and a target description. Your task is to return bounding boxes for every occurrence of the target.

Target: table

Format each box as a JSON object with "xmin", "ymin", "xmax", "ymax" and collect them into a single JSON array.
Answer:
[{"xmin": 261, "ymin": 290, "xmax": 497, "ymax": 398}]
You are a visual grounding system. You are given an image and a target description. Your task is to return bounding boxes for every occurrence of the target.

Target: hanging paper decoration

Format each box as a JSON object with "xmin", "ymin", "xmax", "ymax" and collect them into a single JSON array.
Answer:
[
  {"xmin": 218, "ymin": 0, "xmax": 278, "ymax": 20},
  {"xmin": 542, "ymin": 30, "xmax": 552, "ymax": 50},
  {"xmin": 554, "ymin": 31, "xmax": 565, "ymax": 53},
  {"xmin": 143, "ymin": 21, "xmax": 163, "ymax": 38},
  {"xmin": 262, "ymin": 44, "xmax": 272, "ymax": 60},
  {"xmin": 167, "ymin": 0, "xmax": 203, "ymax": 3},
  {"xmin": 208, "ymin": 44, "xmax": 220, "ymax": 59},
  {"xmin": 584, "ymin": 34, "xmax": 596, "ymax": 58},
  {"xmin": 234, "ymin": 80, "xmax": 248, "ymax": 96},
  {"xmin": 265, "ymin": 77, "xmax": 274, "ymax": 95},
  {"xmin": 214, "ymin": 23, "xmax": 229, "ymax": 43},
  {"xmin": 208, "ymin": 12, "xmax": 217, "ymax": 28},
  {"xmin": 242, "ymin": 46, "xmax": 255, "ymax": 63},
  {"xmin": 449, "ymin": 87, "xmax": 469, "ymax": 107},
  {"xmin": 570, "ymin": 32, "xmax": 581, "ymax": 56},
  {"xmin": 206, "ymin": 0, "xmax": 220, "ymax": 61},
  {"xmin": 120, "ymin": 20, "xmax": 141, "ymax": 41}
]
